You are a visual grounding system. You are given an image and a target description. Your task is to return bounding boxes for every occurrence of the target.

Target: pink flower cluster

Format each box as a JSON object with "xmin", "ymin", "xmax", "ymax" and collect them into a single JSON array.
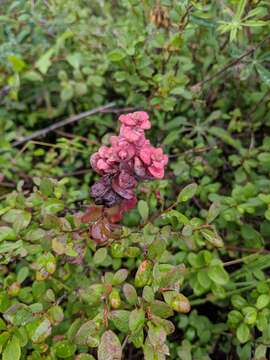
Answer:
[{"xmin": 90, "ymin": 111, "xmax": 168, "ymax": 207}]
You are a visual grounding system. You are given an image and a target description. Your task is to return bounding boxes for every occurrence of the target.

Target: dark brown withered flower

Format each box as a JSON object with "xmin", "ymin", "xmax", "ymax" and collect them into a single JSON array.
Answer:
[
  {"xmin": 150, "ymin": 3, "xmax": 170, "ymax": 29},
  {"xmin": 90, "ymin": 175, "xmax": 122, "ymax": 207}
]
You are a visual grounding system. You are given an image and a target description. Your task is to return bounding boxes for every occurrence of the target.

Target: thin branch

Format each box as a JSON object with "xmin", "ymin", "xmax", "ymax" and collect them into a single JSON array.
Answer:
[
  {"xmin": 11, "ymin": 102, "xmax": 116, "ymax": 148},
  {"xmin": 178, "ymin": 4, "xmax": 193, "ymax": 31},
  {"xmin": 0, "ymin": 181, "xmax": 16, "ymax": 188},
  {"xmin": 169, "ymin": 145, "xmax": 217, "ymax": 158},
  {"xmin": 100, "ymin": 106, "xmax": 140, "ymax": 113},
  {"xmin": 56, "ymin": 168, "xmax": 91, "ymax": 179},
  {"xmin": 0, "ymin": 85, "xmax": 11, "ymax": 103},
  {"xmin": 226, "ymin": 245, "xmax": 270, "ymax": 254},
  {"xmin": 14, "ymin": 140, "xmax": 85, "ymax": 160},
  {"xmin": 122, "ymin": 335, "xmax": 129, "ymax": 351},
  {"xmin": 54, "ymin": 130, "xmax": 98, "ymax": 145},
  {"xmin": 191, "ymin": 35, "xmax": 270, "ymax": 92}
]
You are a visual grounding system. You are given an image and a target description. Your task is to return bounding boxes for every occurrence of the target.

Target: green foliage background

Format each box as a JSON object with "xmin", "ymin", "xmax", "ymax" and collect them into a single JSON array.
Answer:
[{"xmin": 0, "ymin": 0, "xmax": 270, "ymax": 359}]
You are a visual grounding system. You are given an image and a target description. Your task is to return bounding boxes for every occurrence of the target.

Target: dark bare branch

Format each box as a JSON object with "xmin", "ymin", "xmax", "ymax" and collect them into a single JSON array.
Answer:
[{"xmin": 11, "ymin": 102, "xmax": 116, "ymax": 148}]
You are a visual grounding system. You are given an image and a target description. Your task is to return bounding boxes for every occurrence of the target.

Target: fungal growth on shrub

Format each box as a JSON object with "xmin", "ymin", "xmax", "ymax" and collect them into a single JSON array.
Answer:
[{"xmin": 90, "ymin": 111, "xmax": 168, "ymax": 210}]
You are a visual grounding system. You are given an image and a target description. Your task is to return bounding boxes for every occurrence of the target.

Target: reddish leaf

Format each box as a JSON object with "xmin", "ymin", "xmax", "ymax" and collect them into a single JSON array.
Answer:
[
  {"xmin": 90, "ymin": 219, "xmax": 111, "ymax": 243},
  {"xmin": 81, "ymin": 206, "xmax": 103, "ymax": 223},
  {"xmin": 105, "ymin": 205, "xmax": 123, "ymax": 223}
]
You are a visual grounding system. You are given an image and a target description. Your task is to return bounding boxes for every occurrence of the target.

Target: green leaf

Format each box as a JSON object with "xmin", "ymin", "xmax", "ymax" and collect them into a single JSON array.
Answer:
[
  {"xmin": 161, "ymin": 210, "xmax": 189, "ymax": 225},
  {"xmin": 256, "ymin": 310, "xmax": 268, "ymax": 332},
  {"xmin": 170, "ymin": 87, "xmax": 192, "ymax": 100},
  {"xmin": 43, "ymin": 199, "xmax": 65, "ymax": 214},
  {"xmin": 0, "ymin": 292, "xmax": 11, "ymax": 313},
  {"xmin": 207, "ymin": 201, "xmax": 221, "ymax": 223},
  {"xmin": 154, "ymin": 264, "xmax": 185, "ymax": 288},
  {"xmin": 54, "ymin": 340, "xmax": 76, "ymax": 358},
  {"xmin": 235, "ymin": 0, "xmax": 247, "ymax": 19},
  {"xmin": 3, "ymin": 335, "xmax": 21, "ymax": 360},
  {"xmin": 256, "ymin": 294, "xmax": 270, "ymax": 310},
  {"xmin": 208, "ymin": 126, "xmax": 242, "ymax": 150},
  {"xmin": 177, "ymin": 183, "xmax": 198, "ymax": 203},
  {"xmin": 243, "ymin": 20, "xmax": 268, "ymax": 27},
  {"xmin": 47, "ymin": 305, "xmax": 64, "ymax": 325},
  {"xmin": 200, "ymin": 228, "xmax": 224, "ymax": 248},
  {"xmin": 231, "ymin": 295, "xmax": 247, "ymax": 309},
  {"xmin": 134, "ymin": 260, "xmax": 153, "ymax": 288},
  {"xmin": 75, "ymin": 82, "xmax": 88, "ymax": 96},
  {"xmin": 76, "ymin": 355, "xmax": 95, "ymax": 360},
  {"xmin": 123, "ymin": 284, "xmax": 138, "ymax": 305},
  {"xmin": 149, "ymin": 301, "xmax": 174, "ymax": 319},
  {"xmin": 108, "ymin": 49, "xmax": 126, "ymax": 62},
  {"xmin": 0, "ymin": 240, "xmax": 24, "ymax": 254},
  {"xmin": 61, "ymin": 84, "xmax": 74, "ymax": 101},
  {"xmin": 23, "ymin": 70, "xmax": 43, "ymax": 82},
  {"xmin": 28, "ymin": 318, "xmax": 52, "ymax": 343},
  {"xmin": 25, "ymin": 228, "xmax": 46, "ymax": 242},
  {"xmin": 148, "ymin": 238, "xmax": 166, "ymax": 260},
  {"xmin": 7, "ymin": 55, "xmax": 26, "ymax": 72},
  {"xmin": 164, "ymin": 291, "xmax": 191, "ymax": 313},
  {"xmin": 197, "ymin": 270, "xmax": 211, "ymax": 289},
  {"xmin": 40, "ymin": 178, "xmax": 54, "ymax": 196},
  {"xmin": 36, "ymin": 48, "xmax": 54, "ymax": 74},
  {"xmin": 228, "ymin": 310, "xmax": 243, "ymax": 326},
  {"xmin": 36, "ymin": 252, "xmax": 56, "ymax": 276},
  {"xmin": 265, "ymin": 208, "xmax": 270, "ymax": 221},
  {"xmin": 138, "ymin": 200, "xmax": 149, "ymax": 222},
  {"xmin": 2, "ymin": 209, "xmax": 31, "ymax": 231},
  {"xmin": 17, "ymin": 266, "xmax": 29, "ymax": 284},
  {"xmin": 168, "ymin": 33, "xmax": 183, "ymax": 49},
  {"xmin": 112, "ymin": 269, "xmax": 128, "ymax": 285},
  {"xmin": 0, "ymin": 331, "xmax": 9, "ymax": 348},
  {"xmin": 142, "ymin": 286, "xmax": 155, "ymax": 303},
  {"xmin": 254, "ymin": 344, "xmax": 267, "ymax": 359},
  {"xmin": 236, "ymin": 323, "xmax": 250, "ymax": 343},
  {"xmin": 79, "ymin": 284, "xmax": 105, "ymax": 306},
  {"xmin": 98, "ymin": 330, "xmax": 122, "ymax": 360},
  {"xmin": 129, "ymin": 308, "xmax": 145, "ymax": 333},
  {"xmin": 208, "ymin": 265, "xmax": 229, "ymax": 285},
  {"xmin": 0, "ymin": 227, "xmax": 16, "ymax": 242},
  {"xmin": 66, "ymin": 53, "xmax": 82, "ymax": 69},
  {"xmin": 148, "ymin": 323, "xmax": 166, "ymax": 347},
  {"xmin": 74, "ymin": 320, "xmax": 100, "ymax": 347},
  {"xmin": 243, "ymin": 306, "xmax": 257, "ymax": 325},
  {"xmin": 256, "ymin": 64, "xmax": 270, "ymax": 87},
  {"xmin": 129, "ymin": 329, "xmax": 144, "ymax": 348},
  {"xmin": 163, "ymin": 130, "xmax": 181, "ymax": 145},
  {"xmin": 258, "ymin": 152, "xmax": 270, "ymax": 163},
  {"xmin": 110, "ymin": 310, "xmax": 130, "ymax": 333},
  {"xmin": 93, "ymin": 248, "xmax": 108, "ymax": 265},
  {"xmin": 0, "ymin": 318, "xmax": 6, "ymax": 331}
]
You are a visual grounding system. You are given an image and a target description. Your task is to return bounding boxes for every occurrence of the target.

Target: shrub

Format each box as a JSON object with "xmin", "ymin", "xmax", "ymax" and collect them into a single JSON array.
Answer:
[{"xmin": 1, "ymin": 0, "xmax": 270, "ymax": 359}]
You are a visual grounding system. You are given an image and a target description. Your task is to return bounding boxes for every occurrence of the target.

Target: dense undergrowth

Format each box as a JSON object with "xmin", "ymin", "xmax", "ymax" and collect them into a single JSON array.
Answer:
[{"xmin": 1, "ymin": 0, "xmax": 270, "ymax": 359}]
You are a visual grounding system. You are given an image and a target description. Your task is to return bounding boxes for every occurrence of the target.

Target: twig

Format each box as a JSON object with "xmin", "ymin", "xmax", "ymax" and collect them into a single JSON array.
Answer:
[
  {"xmin": 143, "ymin": 200, "xmax": 178, "ymax": 227},
  {"xmin": 0, "ymin": 85, "xmax": 11, "ymax": 103},
  {"xmin": 57, "ymin": 168, "xmax": 91, "ymax": 179},
  {"xmin": 249, "ymin": 90, "xmax": 270, "ymax": 115},
  {"xmin": 0, "ymin": 182, "xmax": 16, "ymax": 188},
  {"xmin": 191, "ymin": 35, "xmax": 270, "ymax": 92},
  {"xmin": 14, "ymin": 140, "xmax": 85, "ymax": 160},
  {"xmin": 122, "ymin": 335, "xmax": 129, "ymax": 351},
  {"xmin": 226, "ymin": 245, "xmax": 270, "ymax": 254},
  {"xmin": 100, "ymin": 106, "xmax": 140, "ymax": 113},
  {"xmin": 54, "ymin": 130, "xmax": 98, "ymax": 145},
  {"xmin": 178, "ymin": 4, "xmax": 193, "ymax": 31},
  {"xmin": 169, "ymin": 145, "xmax": 217, "ymax": 158},
  {"xmin": 11, "ymin": 102, "xmax": 116, "ymax": 148},
  {"xmin": 223, "ymin": 252, "xmax": 260, "ymax": 267}
]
